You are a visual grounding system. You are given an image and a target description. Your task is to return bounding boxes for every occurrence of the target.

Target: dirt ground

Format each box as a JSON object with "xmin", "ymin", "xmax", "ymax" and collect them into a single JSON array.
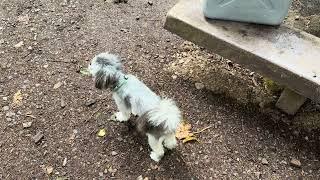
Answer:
[{"xmin": 0, "ymin": 0, "xmax": 320, "ymax": 179}]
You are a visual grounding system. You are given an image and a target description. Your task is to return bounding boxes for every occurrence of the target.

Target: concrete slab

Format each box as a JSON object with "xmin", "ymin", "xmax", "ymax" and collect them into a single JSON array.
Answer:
[
  {"xmin": 276, "ymin": 88, "xmax": 307, "ymax": 115},
  {"xmin": 164, "ymin": 0, "xmax": 320, "ymax": 103}
]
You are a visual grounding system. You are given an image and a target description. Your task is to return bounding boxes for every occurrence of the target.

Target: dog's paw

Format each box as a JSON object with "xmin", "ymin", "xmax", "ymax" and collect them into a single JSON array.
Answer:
[
  {"xmin": 115, "ymin": 112, "xmax": 129, "ymax": 122},
  {"xmin": 150, "ymin": 151, "xmax": 162, "ymax": 162},
  {"xmin": 164, "ymin": 141, "xmax": 177, "ymax": 150}
]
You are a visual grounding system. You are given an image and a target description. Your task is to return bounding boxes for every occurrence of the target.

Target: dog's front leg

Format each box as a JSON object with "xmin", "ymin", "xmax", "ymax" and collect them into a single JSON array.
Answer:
[{"xmin": 113, "ymin": 94, "xmax": 131, "ymax": 122}]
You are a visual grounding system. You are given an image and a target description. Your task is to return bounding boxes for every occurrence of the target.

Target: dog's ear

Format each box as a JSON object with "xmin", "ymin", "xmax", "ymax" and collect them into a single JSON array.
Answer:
[
  {"xmin": 95, "ymin": 70, "xmax": 106, "ymax": 89},
  {"xmin": 95, "ymin": 69, "xmax": 119, "ymax": 89}
]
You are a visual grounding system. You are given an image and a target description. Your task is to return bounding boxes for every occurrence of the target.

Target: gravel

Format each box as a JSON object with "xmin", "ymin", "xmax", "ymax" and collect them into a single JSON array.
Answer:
[{"xmin": 0, "ymin": 0, "xmax": 319, "ymax": 179}]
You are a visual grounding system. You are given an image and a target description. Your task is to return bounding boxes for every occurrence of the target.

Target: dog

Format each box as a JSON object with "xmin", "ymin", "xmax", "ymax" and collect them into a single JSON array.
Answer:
[{"xmin": 88, "ymin": 52, "xmax": 182, "ymax": 162}]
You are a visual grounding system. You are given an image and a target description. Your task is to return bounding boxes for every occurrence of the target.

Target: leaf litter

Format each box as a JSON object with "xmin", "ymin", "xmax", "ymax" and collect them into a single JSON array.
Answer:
[
  {"xmin": 97, "ymin": 129, "xmax": 107, "ymax": 137},
  {"xmin": 13, "ymin": 90, "xmax": 23, "ymax": 106},
  {"xmin": 176, "ymin": 121, "xmax": 212, "ymax": 143}
]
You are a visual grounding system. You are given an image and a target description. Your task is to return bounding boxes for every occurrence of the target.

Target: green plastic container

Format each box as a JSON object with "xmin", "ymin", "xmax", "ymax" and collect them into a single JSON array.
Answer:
[{"xmin": 203, "ymin": 0, "xmax": 293, "ymax": 25}]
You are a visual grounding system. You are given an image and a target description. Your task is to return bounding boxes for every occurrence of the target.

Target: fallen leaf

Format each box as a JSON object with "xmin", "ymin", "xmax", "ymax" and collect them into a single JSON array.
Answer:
[
  {"xmin": 46, "ymin": 166, "xmax": 53, "ymax": 174},
  {"xmin": 175, "ymin": 122, "xmax": 193, "ymax": 140},
  {"xmin": 13, "ymin": 90, "xmax": 23, "ymax": 105},
  {"xmin": 97, "ymin": 129, "xmax": 106, "ymax": 137},
  {"xmin": 80, "ymin": 68, "xmax": 90, "ymax": 75},
  {"xmin": 53, "ymin": 82, "xmax": 63, "ymax": 89},
  {"xmin": 182, "ymin": 136, "xmax": 199, "ymax": 143}
]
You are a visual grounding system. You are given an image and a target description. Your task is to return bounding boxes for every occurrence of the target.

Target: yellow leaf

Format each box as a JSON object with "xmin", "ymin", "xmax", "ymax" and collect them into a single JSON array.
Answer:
[
  {"xmin": 182, "ymin": 136, "xmax": 199, "ymax": 143},
  {"xmin": 97, "ymin": 129, "xmax": 106, "ymax": 137},
  {"xmin": 176, "ymin": 122, "xmax": 193, "ymax": 140},
  {"xmin": 80, "ymin": 68, "xmax": 91, "ymax": 76},
  {"xmin": 13, "ymin": 90, "xmax": 23, "ymax": 105}
]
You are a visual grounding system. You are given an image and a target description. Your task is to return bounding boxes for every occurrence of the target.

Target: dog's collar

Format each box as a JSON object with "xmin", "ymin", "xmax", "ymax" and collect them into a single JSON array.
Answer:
[{"xmin": 113, "ymin": 75, "xmax": 128, "ymax": 92}]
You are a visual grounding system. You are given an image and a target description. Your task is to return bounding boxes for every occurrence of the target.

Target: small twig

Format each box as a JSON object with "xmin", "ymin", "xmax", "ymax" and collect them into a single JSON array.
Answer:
[
  {"xmin": 25, "ymin": 114, "xmax": 36, "ymax": 119},
  {"xmin": 47, "ymin": 60, "xmax": 74, "ymax": 64},
  {"xmin": 193, "ymin": 125, "xmax": 212, "ymax": 134}
]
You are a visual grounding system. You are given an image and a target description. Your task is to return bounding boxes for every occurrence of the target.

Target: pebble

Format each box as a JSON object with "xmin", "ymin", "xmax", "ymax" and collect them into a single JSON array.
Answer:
[
  {"xmin": 172, "ymin": 75, "xmax": 177, "ymax": 80},
  {"xmin": 290, "ymin": 158, "xmax": 301, "ymax": 168},
  {"xmin": 53, "ymin": 82, "xmax": 63, "ymax": 89},
  {"xmin": 99, "ymin": 172, "xmax": 103, "ymax": 176},
  {"xmin": 2, "ymin": 106, "xmax": 9, "ymax": 111},
  {"xmin": 46, "ymin": 166, "xmax": 53, "ymax": 174},
  {"xmin": 14, "ymin": 41, "xmax": 24, "ymax": 48},
  {"xmin": 32, "ymin": 132, "xmax": 44, "ymax": 143},
  {"xmin": 261, "ymin": 158, "xmax": 269, "ymax": 165},
  {"xmin": 111, "ymin": 151, "xmax": 118, "ymax": 156},
  {"xmin": 60, "ymin": 99, "xmax": 66, "ymax": 108},
  {"xmin": 23, "ymin": 122, "xmax": 32, "ymax": 128},
  {"xmin": 6, "ymin": 111, "xmax": 15, "ymax": 117},
  {"xmin": 137, "ymin": 175, "xmax": 143, "ymax": 180},
  {"xmin": 254, "ymin": 172, "xmax": 262, "ymax": 178},
  {"xmin": 226, "ymin": 60, "xmax": 233, "ymax": 66},
  {"xmin": 108, "ymin": 166, "xmax": 117, "ymax": 173},
  {"xmin": 195, "ymin": 82, "xmax": 205, "ymax": 90},
  {"xmin": 3, "ymin": 97, "xmax": 8, "ymax": 101},
  {"xmin": 62, "ymin": 157, "xmax": 67, "ymax": 166},
  {"xmin": 85, "ymin": 99, "xmax": 96, "ymax": 107}
]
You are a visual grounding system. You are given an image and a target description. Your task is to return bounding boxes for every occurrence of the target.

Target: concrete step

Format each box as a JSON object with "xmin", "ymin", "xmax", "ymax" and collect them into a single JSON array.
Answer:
[{"xmin": 164, "ymin": 0, "xmax": 320, "ymax": 106}]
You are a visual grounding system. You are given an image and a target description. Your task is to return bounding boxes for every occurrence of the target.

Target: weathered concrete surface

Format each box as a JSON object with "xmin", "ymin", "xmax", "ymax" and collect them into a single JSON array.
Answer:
[
  {"xmin": 276, "ymin": 88, "xmax": 307, "ymax": 115},
  {"xmin": 164, "ymin": 0, "xmax": 320, "ymax": 103}
]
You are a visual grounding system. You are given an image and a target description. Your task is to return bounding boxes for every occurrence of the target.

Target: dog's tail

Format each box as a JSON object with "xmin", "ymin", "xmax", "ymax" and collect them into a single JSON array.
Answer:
[
  {"xmin": 135, "ymin": 98, "xmax": 181, "ymax": 135},
  {"xmin": 148, "ymin": 98, "xmax": 182, "ymax": 133}
]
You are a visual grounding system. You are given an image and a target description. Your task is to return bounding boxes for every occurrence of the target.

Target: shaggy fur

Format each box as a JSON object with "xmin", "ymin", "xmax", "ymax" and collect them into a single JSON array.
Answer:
[{"xmin": 88, "ymin": 52, "xmax": 182, "ymax": 162}]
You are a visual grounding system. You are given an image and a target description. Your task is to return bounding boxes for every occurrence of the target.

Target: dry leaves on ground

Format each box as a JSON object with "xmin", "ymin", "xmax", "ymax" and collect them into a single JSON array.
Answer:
[
  {"xmin": 97, "ymin": 129, "xmax": 107, "ymax": 137},
  {"xmin": 176, "ymin": 121, "xmax": 212, "ymax": 143},
  {"xmin": 176, "ymin": 121, "xmax": 199, "ymax": 143},
  {"xmin": 13, "ymin": 90, "xmax": 23, "ymax": 106}
]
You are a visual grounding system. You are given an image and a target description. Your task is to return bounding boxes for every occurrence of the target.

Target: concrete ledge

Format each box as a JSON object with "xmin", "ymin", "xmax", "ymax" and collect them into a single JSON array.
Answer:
[{"xmin": 164, "ymin": 0, "xmax": 320, "ymax": 103}]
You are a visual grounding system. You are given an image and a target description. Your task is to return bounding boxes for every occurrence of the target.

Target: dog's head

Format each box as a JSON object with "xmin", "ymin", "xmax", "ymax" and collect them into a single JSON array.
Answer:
[{"xmin": 88, "ymin": 52, "xmax": 123, "ymax": 89}]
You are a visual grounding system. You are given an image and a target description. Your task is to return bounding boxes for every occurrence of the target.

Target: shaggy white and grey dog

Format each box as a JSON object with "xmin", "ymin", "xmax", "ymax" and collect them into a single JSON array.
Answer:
[{"xmin": 88, "ymin": 52, "xmax": 182, "ymax": 162}]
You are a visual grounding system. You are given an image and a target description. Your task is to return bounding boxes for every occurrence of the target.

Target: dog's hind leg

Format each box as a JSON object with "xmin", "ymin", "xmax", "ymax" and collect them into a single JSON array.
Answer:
[
  {"xmin": 164, "ymin": 133, "xmax": 177, "ymax": 150},
  {"xmin": 147, "ymin": 133, "xmax": 165, "ymax": 162}
]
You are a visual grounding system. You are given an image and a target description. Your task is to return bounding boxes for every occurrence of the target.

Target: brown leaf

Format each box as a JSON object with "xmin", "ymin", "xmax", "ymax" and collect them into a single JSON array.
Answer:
[
  {"xmin": 182, "ymin": 136, "xmax": 199, "ymax": 143},
  {"xmin": 175, "ymin": 122, "xmax": 193, "ymax": 140}
]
